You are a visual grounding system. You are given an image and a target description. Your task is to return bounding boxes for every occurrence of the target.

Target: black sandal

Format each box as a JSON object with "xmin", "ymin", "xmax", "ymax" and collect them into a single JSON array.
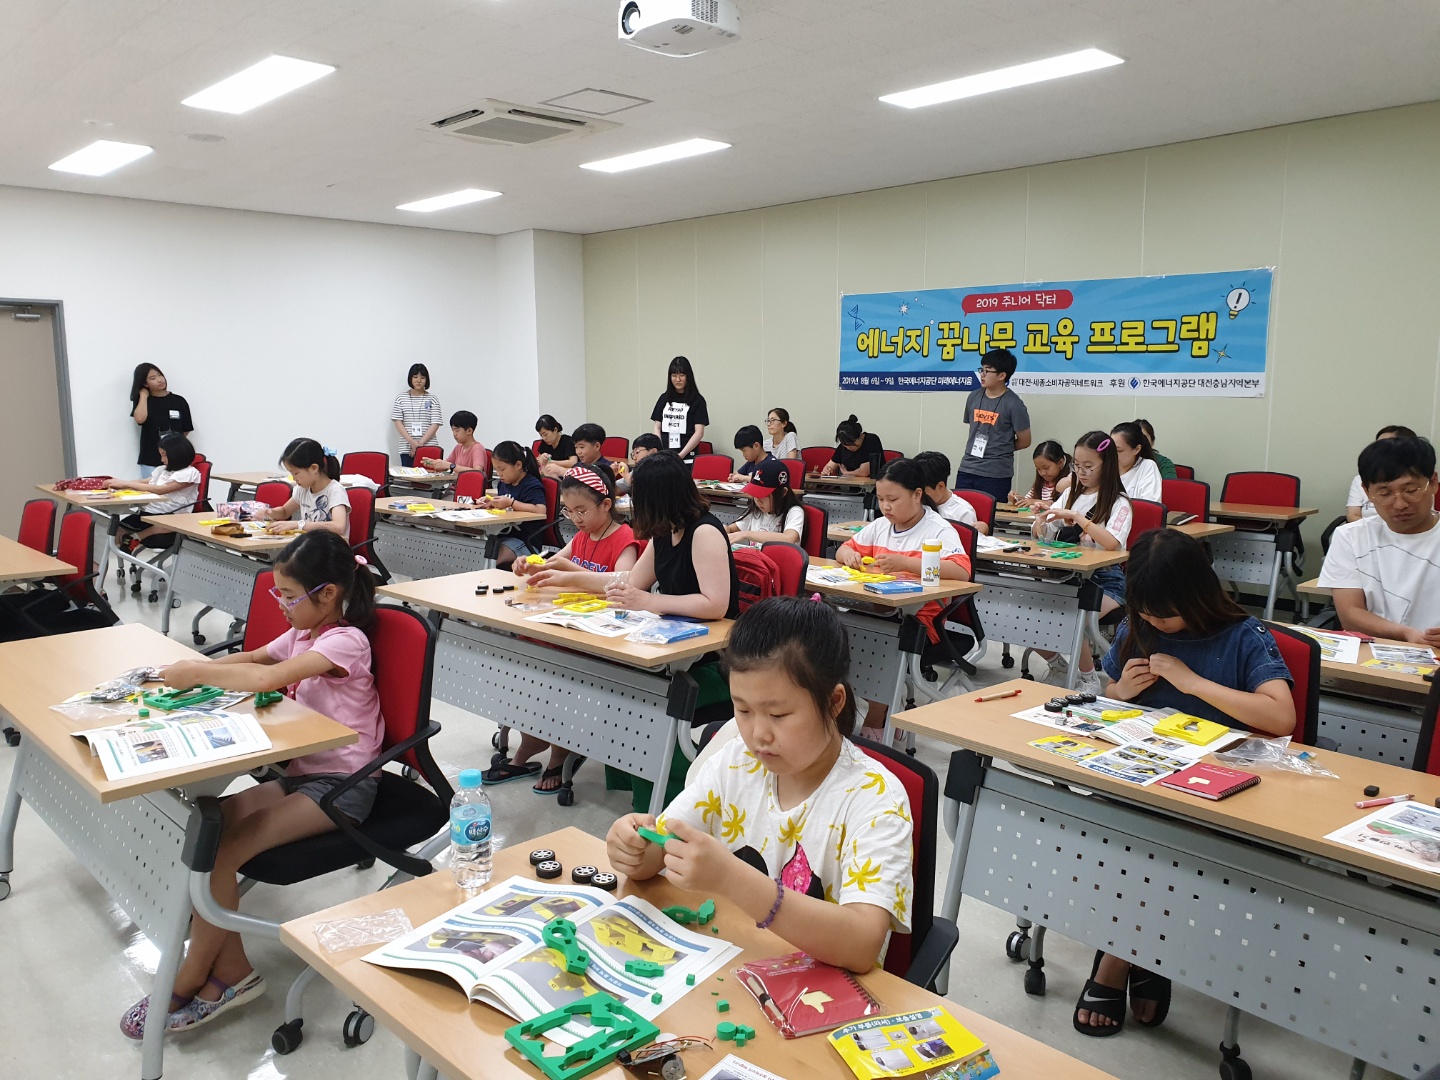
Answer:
[
  {"xmin": 1128, "ymin": 966, "xmax": 1171, "ymax": 1028},
  {"xmin": 1073, "ymin": 950, "xmax": 1127, "ymax": 1038},
  {"xmin": 531, "ymin": 766, "xmax": 566, "ymax": 794},
  {"xmin": 481, "ymin": 760, "xmax": 541, "ymax": 784}
]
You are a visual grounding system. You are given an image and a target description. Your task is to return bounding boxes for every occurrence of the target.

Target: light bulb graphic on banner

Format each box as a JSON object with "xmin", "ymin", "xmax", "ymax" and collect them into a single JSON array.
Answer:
[{"xmin": 1225, "ymin": 286, "xmax": 1251, "ymax": 320}]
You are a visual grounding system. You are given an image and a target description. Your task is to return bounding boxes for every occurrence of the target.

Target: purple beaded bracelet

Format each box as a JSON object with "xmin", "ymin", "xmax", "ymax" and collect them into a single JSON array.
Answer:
[{"xmin": 756, "ymin": 878, "xmax": 785, "ymax": 930}]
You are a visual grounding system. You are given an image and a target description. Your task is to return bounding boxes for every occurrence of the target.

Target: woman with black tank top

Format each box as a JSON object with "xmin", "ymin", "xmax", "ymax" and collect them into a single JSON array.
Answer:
[{"xmin": 604, "ymin": 451, "xmax": 738, "ymax": 619}]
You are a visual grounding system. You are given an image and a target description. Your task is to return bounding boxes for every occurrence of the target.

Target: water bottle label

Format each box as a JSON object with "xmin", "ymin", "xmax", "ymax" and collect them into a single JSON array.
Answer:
[
  {"xmin": 463, "ymin": 815, "xmax": 491, "ymax": 844},
  {"xmin": 451, "ymin": 806, "xmax": 491, "ymax": 846}
]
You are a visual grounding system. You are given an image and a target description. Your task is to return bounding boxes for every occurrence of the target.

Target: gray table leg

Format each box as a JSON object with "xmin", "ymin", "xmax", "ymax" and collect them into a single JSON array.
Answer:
[{"xmin": 0, "ymin": 747, "xmax": 24, "ymax": 895}]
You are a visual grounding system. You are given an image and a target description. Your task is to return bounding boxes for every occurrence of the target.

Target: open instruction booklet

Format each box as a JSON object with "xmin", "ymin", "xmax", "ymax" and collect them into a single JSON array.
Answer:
[
  {"xmin": 70, "ymin": 710, "xmax": 271, "ymax": 783},
  {"xmin": 364, "ymin": 876, "xmax": 740, "ymax": 1045},
  {"xmin": 1015, "ymin": 696, "xmax": 1250, "ymax": 786}
]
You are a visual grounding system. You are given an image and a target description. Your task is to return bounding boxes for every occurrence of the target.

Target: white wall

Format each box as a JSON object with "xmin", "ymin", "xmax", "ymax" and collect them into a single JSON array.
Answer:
[
  {"xmin": 0, "ymin": 185, "xmax": 500, "ymax": 475},
  {"xmin": 533, "ymin": 230, "xmax": 587, "ymax": 430}
]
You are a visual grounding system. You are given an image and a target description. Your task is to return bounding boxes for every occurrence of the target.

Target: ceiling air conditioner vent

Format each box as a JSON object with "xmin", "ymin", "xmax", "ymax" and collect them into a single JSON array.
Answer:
[{"xmin": 424, "ymin": 99, "xmax": 617, "ymax": 146}]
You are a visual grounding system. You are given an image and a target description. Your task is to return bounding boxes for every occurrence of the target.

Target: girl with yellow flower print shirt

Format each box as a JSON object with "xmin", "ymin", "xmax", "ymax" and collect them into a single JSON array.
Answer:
[{"xmin": 607, "ymin": 597, "xmax": 912, "ymax": 973}]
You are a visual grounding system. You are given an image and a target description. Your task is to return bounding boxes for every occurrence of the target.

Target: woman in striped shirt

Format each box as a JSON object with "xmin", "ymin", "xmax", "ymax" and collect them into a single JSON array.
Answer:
[{"xmin": 390, "ymin": 364, "xmax": 442, "ymax": 466}]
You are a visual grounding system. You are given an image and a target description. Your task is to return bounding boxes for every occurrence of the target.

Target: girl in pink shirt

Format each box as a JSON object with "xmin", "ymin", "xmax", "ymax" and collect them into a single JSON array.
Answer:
[{"xmin": 121, "ymin": 530, "xmax": 382, "ymax": 1040}]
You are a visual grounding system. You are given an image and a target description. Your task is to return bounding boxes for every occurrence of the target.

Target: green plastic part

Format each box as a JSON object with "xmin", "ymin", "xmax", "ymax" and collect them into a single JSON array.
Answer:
[
  {"xmin": 625, "ymin": 959, "xmax": 664, "ymax": 978},
  {"xmin": 716, "ymin": 1021, "xmax": 736, "ymax": 1041},
  {"xmin": 663, "ymin": 899, "xmax": 716, "ymax": 926},
  {"xmin": 541, "ymin": 918, "xmax": 590, "ymax": 976},
  {"xmin": 505, "ymin": 993, "xmax": 659, "ymax": 1080},
  {"xmin": 650, "ymin": 992, "xmax": 662, "ymax": 1005},
  {"xmin": 697, "ymin": 899, "xmax": 716, "ymax": 924},
  {"xmin": 685, "ymin": 974, "xmax": 696, "ymax": 986},
  {"xmin": 711, "ymin": 926, "xmax": 720, "ymax": 934},
  {"xmin": 141, "ymin": 685, "xmax": 226, "ymax": 711},
  {"xmin": 136, "ymin": 708, "xmax": 150, "ymax": 719},
  {"xmin": 254, "ymin": 690, "xmax": 283, "ymax": 707},
  {"xmin": 716, "ymin": 999, "xmax": 729, "ymax": 1013},
  {"xmin": 734, "ymin": 1033, "xmax": 748, "ymax": 1048},
  {"xmin": 637, "ymin": 825, "xmax": 673, "ymax": 846}
]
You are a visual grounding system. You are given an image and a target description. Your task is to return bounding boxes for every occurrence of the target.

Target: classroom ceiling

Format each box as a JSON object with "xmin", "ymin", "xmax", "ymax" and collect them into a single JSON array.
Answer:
[{"xmin": 4, "ymin": 0, "xmax": 1440, "ymax": 236}]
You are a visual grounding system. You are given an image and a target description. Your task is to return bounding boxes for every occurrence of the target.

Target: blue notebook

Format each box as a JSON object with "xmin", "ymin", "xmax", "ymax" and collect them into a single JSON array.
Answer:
[{"xmin": 863, "ymin": 580, "xmax": 925, "ymax": 595}]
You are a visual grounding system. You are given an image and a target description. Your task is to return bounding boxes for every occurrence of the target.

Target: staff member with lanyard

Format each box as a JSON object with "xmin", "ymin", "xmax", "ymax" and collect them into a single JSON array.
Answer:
[
  {"xmin": 391, "ymin": 363, "xmax": 442, "ymax": 466},
  {"xmin": 650, "ymin": 355, "xmax": 708, "ymax": 460},
  {"xmin": 130, "ymin": 363, "xmax": 194, "ymax": 468}
]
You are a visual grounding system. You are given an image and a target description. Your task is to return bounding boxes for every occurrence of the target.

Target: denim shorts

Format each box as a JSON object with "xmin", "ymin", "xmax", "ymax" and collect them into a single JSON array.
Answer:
[
  {"xmin": 1090, "ymin": 564, "xmax": 1127, "ymax": 606},
  {"xmin": 498, "ymin": 535, "xmax": 533, "ymax": 558},
  {"xmin": 279, "ymin": 772, "xmax": 378, "ymax": 825}
]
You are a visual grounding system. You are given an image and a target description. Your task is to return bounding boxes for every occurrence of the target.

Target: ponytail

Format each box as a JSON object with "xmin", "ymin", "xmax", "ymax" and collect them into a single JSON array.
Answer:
[
  {"xmin": 281, "ymin": 437, "xmax": 340, "ymax": 481},
  {"xmin": 493, "ymin": 439, "xmax": 541, "ymax": 481}
]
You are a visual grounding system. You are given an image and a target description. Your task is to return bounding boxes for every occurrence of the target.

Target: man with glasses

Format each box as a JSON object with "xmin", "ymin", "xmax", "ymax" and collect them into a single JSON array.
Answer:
[
  {"xmin": 1320, "ymin": 436, "xmax": 1440, "ymax": 645},
  {"xmin": 955, "ymin": 347, "xmax": 1031, "ymax": 503}
]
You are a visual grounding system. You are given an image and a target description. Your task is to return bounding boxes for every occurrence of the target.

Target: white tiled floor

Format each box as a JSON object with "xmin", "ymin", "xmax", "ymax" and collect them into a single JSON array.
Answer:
[{"xmin": 0, "ymin": 589, "xmax": 1401, "ymax": 1080}]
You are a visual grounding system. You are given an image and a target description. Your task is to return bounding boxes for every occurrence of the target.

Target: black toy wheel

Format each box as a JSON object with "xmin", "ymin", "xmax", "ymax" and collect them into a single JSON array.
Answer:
[
  {"xmin": 1218, "ymin": 1059, "xmax": 1251, "ymax": 1080},
  {"xmin": 1005, "ymin": 931, "xmax": 1028, "ymax": 962},
  {"xmin": 342, "ymin": 1008, "xmax": 374, "ymax": 1047},
  {"xmin": 271, "ymin": 1019, "xmax": 303, "ymax": 1055},
  {"xmin": 557, "ymin": 787, "xmax": 575, "ymax": 807},
  {"xmin": 1023, "ymin": 966, "xmax": 1046, "ymax": 996}
]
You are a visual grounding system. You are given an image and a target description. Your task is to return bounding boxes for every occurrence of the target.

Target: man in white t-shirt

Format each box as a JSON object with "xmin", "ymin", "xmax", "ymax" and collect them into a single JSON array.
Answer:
[{"xmin": 1320, "ymin": 436, "xmax": 1440, "ymax": 643}]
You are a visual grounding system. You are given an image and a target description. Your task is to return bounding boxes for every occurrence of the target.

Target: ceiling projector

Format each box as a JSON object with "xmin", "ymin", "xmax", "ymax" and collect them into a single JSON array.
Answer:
[{"xmin": 618, "ymin": 1, "xmax": 741, "ymax": 57}]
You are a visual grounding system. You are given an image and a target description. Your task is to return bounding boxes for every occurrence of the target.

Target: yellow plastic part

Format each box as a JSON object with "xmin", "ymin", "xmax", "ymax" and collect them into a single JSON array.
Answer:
[
  {"xmin": 561, "ymin": 600, "xmax": 611, "ymax": 614},
  {"xmin": 526, "ymin": 554, "xmax": 546, "ymax": 565},
  {"xmin": 1100, "ymin": 709, "xmax": 1144, "ymax": 721},
  {"xmin": 1152, "ymin": 712, "xmax": 1231, "ymax": 745}
]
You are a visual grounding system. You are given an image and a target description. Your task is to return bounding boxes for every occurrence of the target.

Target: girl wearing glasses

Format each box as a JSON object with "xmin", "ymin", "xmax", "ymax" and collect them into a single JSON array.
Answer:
[
  {"xmin": 496, "ymin": 464, "xmax": 640, "ymax": 791},
  {"xmin": 123, "ymin": 530, "xmax": 381, "ymax": 1039}
]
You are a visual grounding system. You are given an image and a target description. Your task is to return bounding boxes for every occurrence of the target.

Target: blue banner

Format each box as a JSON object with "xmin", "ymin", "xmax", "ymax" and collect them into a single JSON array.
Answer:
[{"xmin": 839, "ymin": 269, "xmax": 1272, "ymax": 396}]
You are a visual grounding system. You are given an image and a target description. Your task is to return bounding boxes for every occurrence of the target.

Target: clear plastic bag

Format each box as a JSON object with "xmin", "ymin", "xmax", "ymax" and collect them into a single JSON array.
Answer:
[
  {"xmin": 1215, "ymin": 736, "xmax": 1339, "ymax": 778},
  {"xmin": 626, "ymin": 619, "xmax": 709, "ymax": 645},
  {"xmin": 312, "ymin": 908, "xmax": 413, "ymax": 952}
]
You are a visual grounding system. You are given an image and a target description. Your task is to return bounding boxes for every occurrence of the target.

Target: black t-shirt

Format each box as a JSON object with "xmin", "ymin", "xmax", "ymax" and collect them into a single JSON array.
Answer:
[
  {"xmin": 831, "ymin": 431, "xmax": 883, "ymax": 473},
  {"xmin": 650, "ymin": 393, "xmax": 710, "ymax": 453},
  {"xmin": 652, "ymin": 513, "xmax": 739, "ymax": 619},
  {"xmin": 541, "ymin": 434, "xmax": 577, "ymax": 462},
  {"xmin": 136, "ymin": 392, "xmax": 193, "ymax": 467}
]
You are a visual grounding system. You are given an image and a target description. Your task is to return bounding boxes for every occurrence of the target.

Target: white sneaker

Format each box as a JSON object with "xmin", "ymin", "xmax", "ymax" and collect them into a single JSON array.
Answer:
[
  {"xmin": 1044, "ymin": 655, "xmax": 1069, "ymax": 687},
  {"xmin": 1077, "ymin": 669, "xmax": 1106, "ymax": 696}
]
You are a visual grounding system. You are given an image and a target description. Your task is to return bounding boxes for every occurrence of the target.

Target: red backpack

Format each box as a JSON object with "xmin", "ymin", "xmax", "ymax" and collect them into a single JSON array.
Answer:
[{"xmin": 732, "ymin": 546, "xmax": 782, "ymax": 614}]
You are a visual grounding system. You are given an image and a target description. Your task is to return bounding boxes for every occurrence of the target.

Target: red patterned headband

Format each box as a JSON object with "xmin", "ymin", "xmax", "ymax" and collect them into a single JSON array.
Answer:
[{"xmin": 565, "ymin": 465, "xmax": 608, "ymax": 495}]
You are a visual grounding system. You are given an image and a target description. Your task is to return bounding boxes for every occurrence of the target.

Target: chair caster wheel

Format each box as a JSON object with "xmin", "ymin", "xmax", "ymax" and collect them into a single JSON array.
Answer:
[
  {"xmin": 193, "ymin": 634, "xmax": 206, "ymax": 645},
  {"xmin": 1023, "ymin": 964, "xmax": 1046, "ymax": 996},
  {"xmin": 490, "ymin": 752, "xmax": 509, "ymax": 768},
  {"xmin": 171, "ymin": 597, "xmax": 181, "ymax": 609},
  {"xmin": 355, "ymin": 858, "xmax": 376, "ymax": 870},
  {"xmin": 271, "ymin": 1019, "xmax": 303, "ymax": 1055},
  {"xmin": 131, "ymin": 583, "xmax": 142, "ymax": 594},
  {"xmin": 1218, "ymin": 1057, "xmax": 1251, "ymax": 1080},
  {"xmin": 148, "ymin": 591, "xmax": 159, "ymax": 603},
  {"xmin": 1005, "ymin": 930, "xmax": 1028, "ymax": 962},
  {"xmin": 0, "ymin": 877, "xmax": 11, "ymax": 901},
  {"xmin": 556, "ymin": 787, "xmax": 575, "ymax": 807},
  {"xmin": 1021, "ymin": 672, "xmax": 1034, "ymax": 681},
  {"xmin": 5, "ymin": 730, "xmax": 19, "ymax": 747},
  {"xmin": 342, "ymin": 1007, "xmax": 374, "ymax": 1047},
  {"xmin": 1001, "ymin": 655, "xmax": 1015, "ymax": 669}
]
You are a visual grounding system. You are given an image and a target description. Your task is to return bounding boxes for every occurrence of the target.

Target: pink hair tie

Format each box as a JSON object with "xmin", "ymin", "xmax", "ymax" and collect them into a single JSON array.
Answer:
[
  {"xmin": 564, "ymin": 465, "xmax": 608, "ymax": 495},
  {"xmin": 810, "ymin": 592, "xmax": 824, "ymax": 602},
  {"xmin": 1096, "ymin": 438, "xmax": 1112, "ymax": 452},
  {"xmin": 354, "ymin": 554, "xmax": 368, "ymax": 566}
]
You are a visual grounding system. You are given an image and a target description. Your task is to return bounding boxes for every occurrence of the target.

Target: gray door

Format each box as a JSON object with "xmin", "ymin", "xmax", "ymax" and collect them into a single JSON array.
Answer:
[{"xmin": 0, "ymin": 307, "xmax": 69, "ymax": 540}]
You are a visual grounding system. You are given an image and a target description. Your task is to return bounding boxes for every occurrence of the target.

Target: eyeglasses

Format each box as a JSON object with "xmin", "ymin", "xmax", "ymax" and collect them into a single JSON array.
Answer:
[
  {"xmin": 977, "ymin": 367, "xmax": 1001, "ymax": 376},
  {"xmin": 1370, "ymin": 484, "xmax": 1432, "ymax": 504},
  {"xmin": 269, "ymin": 582, "xmax": 330, "ymax": 609},
  {"xmin": 562, "ymin": 504, "xmax": 603, "ymax": 520},
  {"xmin": 1073, "ymin": 462, "xmax": 1099, "ymax": 473}
]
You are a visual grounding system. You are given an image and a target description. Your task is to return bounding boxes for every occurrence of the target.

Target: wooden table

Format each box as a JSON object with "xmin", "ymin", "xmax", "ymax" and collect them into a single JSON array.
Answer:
[
  {"xmin": 0, "ymin": 623, "xmax": 355, "ymax": 1080},
  {"xmin": 380, "ymin": 571, "xmax": 732, "ymax": 813},
  {"xmin": 0, "ymin": 534, "xmax": 75, "ymax": 583},
  {"xmin": 282, "ymin": 827, "xmax": 1122, "ymax": 1080},
  {"xmin": 1206, "ymin": 502, "xmax": 1319, "ymax": 621},
  {"xmin": 140, "ymin": 511, "xmax": 292, "ymax": 642},
  {"xmin": 993, "ymin": 504, "xmax": 1235, "ymax": 540},
  {"xmin": 374, "ymin": 497, "xmax": 547, "ymax": 578},
  {"xmin": 892, "ymin": 678, "xmax": 1440, "ymax": 1079},
  {"xmin": 807, "ymin": 557, "xmax": 982, "ymax": 733},
  {"xmin": 211, "ymin": 469, "xmax": 290, "ymax": 500},
  {"xmin": 36, "ymin": 483, "xmax": 161, "ymax": 598}
]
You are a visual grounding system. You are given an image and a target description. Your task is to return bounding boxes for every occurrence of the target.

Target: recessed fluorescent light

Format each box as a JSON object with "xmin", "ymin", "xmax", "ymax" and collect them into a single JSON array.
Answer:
[
  {"xmin": 580, "ymin": 138, "xmax": 730, "ymax": 174},
  {"xmin": 183, "ymin": 55, "xmax": 335, "ymax": 114},
  {"xmin": 48, "ymin": 140, "xmax": 153, "ymax": 176},
  {"xmin": 396, "ymin": 188, "xmax": 502, "ymax": 213},
  {"xmin": 880, "ymin": 48, "xmax": 1123, "ymax": 109}
]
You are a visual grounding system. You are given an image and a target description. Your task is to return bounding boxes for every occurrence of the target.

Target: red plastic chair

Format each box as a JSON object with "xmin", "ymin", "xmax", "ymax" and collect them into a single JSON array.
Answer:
[
  {"xmin": 602, "ymin": 437, "xmax": 629, "ymax": 461},
  {"xmin": 1413, "ymin": 678, "xmax": 1440, "ymax": 776},
  {"xmin": 12, "ymin": 511, "xmax": 118, "ymax": 634},
  {"xmin": 1221, "ymin": 471, "xmax": 1300, "ymax": 508},
  {"xmin": 340, "ymin": 451, "xmax": 388, "ymax": 487},
  {"xmin": 17, "ymin": 498, "xmax": 56, "ymax": 555},
  {"xmin": 239, "ymin": 571, "xmax": 290, "ymax": 652},
  {"xmin": 800, "ymin": 446, "xmax": 834, "ymax": 475},
  {"xmin": 851, "ymin": 736, "xmax": 957, "ymax": 988},
  {"xmin": 255, "ymin": 481, "xmax": 292, "ymax": 509},
  {"xmin": 193, "ymin": 460, "xmax": 213, "ymax": 513},
  {"xmin": 954, "ymin": 489, "xmax": 996, "ymax": 533},
  {"xmin": 883, "ymin": 450, "xmax": 902, "ymax": 464},
  {"xmin": 347, "ymin": 487, "xmax": 388, "ymax": 582},
  {"xmin": 413, "ymin": 446, "xmax": 442, "ymax": 465},
  {"xmin": 1173, "ymin": 464, "xmax": 1195, "ymax": 480},
  {"xmin": 1262, "ymin": 622, "xmax": 1321, "ymax": 746},
  {"xmin": 799, "ymin": 503, "xmax": 828, "ymax": 558},
  {"xmin": 454, "ymin": 471, "xmax": 490, "ymax": 501},
  {"xmin": 690, "ymin": 454, "xmax": 734, "ymax": 481},
  {"xmin": 694, "ymin": 441, "xmax": 713, "ymax": 455},
  {"xmin": 780, "ymin": 460, "xmax": 806, "ymax": 491},
  {"xmin": 1128, "ymin": 498, "xmax": 1167, "ymax": 550},
  {"xmin": 758, "ymin": 542, "xmax": 809, "ymax": 598},
  {"xmin": 1161, "ymin": 478, "xmax": 1210, "ymax": 523},
  {"xmin": 192, "ymin": 451, "xmax": 207, "ymax": 463},
  {"xmin": 537, "ymin": 476, "xmax": 562, "ymax": 550}
]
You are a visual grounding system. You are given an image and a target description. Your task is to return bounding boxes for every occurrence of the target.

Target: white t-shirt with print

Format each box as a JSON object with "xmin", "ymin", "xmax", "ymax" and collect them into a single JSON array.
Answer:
[
  {"xmin": 1346, "ymin": 474, "xmax": 1377, "ymax": 518},
  {"xmin": 764, "ymin": 431, "xmax": 799, "ymax": 460},
  {"xmin": 293, "ymin": 480, "xmax": 351, "ymax": 524},
  {"xmin": 659, "ymin": 737, "xmax": 913, "ymax": 932},
  {"xmin": 1119, "ymin": 458, "xmax": 1163, "ymax": 502},
  {"xmin": 934, "ymin": 493, "xmax": 978, "ymax": 528},
  {"xmin": 732, "ymin": 503, "xmax": 804, "ymax": 539},
  {"xmin": 1050, "ymin": 488, "xmax": 1133, "ymax": 549},
  {"xmin": 145, "ymin": 465, "xmax": 202, "ymax": 514},
  {"xmin": 1318, "ymin": 514, "xmax": 1440, "ymax": 629}
]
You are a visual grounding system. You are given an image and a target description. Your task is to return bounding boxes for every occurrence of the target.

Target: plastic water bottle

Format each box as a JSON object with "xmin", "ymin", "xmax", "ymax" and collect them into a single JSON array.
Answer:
[{"xmin": 449, "ymin": 769, "xmax": 492, "ymax": 891}]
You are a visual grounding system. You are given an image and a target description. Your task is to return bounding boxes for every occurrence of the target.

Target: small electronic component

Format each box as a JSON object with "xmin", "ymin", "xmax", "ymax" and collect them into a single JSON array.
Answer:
[{"xmin": 475, "ymin": 585, "xmax": 489, "ymax": 595}]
